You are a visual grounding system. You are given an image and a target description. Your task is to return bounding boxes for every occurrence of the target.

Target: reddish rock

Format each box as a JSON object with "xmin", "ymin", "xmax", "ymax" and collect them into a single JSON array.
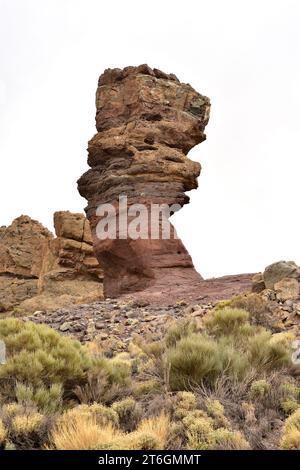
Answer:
[{"xmin": 78, "ymin": 65, "xmax": 211, "ymax": 299}]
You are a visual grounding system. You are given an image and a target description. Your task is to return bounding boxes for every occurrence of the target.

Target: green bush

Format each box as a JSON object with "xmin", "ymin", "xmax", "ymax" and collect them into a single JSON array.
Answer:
[
  {"xmin": 165, "ymin": 319, "xmax": 197, "ymax": 348},
  {"xmin": 0, "ymin": 319, "xmax": 132, "ymax": 403},
  {"xmin": 166, "ymin": 333, "xmax": 248, "ymax": 390},
  {"xmin": 0, "ymin": 319, "xmax": 91, "ymax": 393},
  {"xmin": 204, "ymin": 308, "xmax": 249, "ymax": 336},
  {"xmin": 249, "ymin": 380, "xmax": 270, "ymax": 400},
  {"xmin": 163, "ymin": 308, "xmax": 292, "ymax": 391},
  {"xmin": 248, "ymin": 331, "xmax": 290, "ymax": 370},
  {"xmin": 15, "ymin": 383, "xmax": 63, "ymax": 413}
]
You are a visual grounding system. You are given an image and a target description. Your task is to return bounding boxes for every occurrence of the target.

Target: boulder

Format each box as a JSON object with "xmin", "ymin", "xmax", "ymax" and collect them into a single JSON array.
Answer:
[
  {"xmin": 251, "ymin": 273, "xmax": 265, "ymax": 293},
  {"xmin": 0, "ymin": 215, "xmax": 53, "ymax": 278},
  {"xmin": 263, "ymin": 261, "xmax": 300, "ymax": 290}
]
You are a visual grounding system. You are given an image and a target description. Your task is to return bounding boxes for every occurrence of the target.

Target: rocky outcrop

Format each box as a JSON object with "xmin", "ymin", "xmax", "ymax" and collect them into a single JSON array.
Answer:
[
  {"xmin": 0, "ymin": 216, "xmax": 53, "ymax": 311},
  {"xmin": 252, "ymin": 261, "xmax": 300, "ymax": 293},
  {"xmin": 249, "ymin": 260, "xmax": 300, "ymax": 333},
  {"xmin": 0, "ymin": 212, "xmax": 103, "ymax": 312},
  {"xmin": 78, "ymin": 64, "xmax": 210, "ymax": 299}
]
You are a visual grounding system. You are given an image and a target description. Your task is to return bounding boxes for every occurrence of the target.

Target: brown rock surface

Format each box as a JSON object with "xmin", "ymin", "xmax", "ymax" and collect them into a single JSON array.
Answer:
[
  {"xmin": 0, "ymin": 215, "xmax": 53, "ymax": 278},
  {"xmin": 78, "ymin": 65, "xmax": 210, "ymax": 299},
  {"xmin": 263, "ymin": 261, "xmax": 300, "ymax": 290},
  {"xmin": 274, "ymin": 277, "xmax": 300, "ymax": 302},
  {"xmin": 0, "ymin": 216, "xmax": 53, "ymax": 311},
  {"xmin": 0, "ymin": 212, "xmax": 103, "ymax": 312}
]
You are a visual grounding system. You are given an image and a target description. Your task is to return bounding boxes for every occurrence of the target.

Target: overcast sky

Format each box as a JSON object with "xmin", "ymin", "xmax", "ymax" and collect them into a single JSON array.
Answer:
[{"xmin": 0, "ymin": 0, "xmax": 299, "ymax": 278}]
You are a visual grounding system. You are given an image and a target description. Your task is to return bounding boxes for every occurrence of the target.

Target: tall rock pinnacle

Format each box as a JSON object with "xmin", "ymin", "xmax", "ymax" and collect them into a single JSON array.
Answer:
[{"xmin": 78, "ymin": 64, "xmax": 210, "ymax": 300}]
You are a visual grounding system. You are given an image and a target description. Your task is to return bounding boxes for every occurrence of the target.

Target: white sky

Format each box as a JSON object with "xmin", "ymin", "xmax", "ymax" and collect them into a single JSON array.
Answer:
[{"xmin": 0, "ymin": 0, "xmax": 299, "ymax": 278}]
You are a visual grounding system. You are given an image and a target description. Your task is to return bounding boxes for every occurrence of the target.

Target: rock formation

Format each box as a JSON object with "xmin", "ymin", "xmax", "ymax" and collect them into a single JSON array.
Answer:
[
  {"xmin": 0, "ymin": 216, "xmax": 52, "ymax": 311},
  {"xmin": 0, "ymin": 212, "xmax": 102, "ymax": 312},
  {"xmin": 252, "ymin": 260, "xmax": 300, "ymax": 293},
  {"xmin": 78, "ymin": 65, "xmax": 210, "ymax": 299}
]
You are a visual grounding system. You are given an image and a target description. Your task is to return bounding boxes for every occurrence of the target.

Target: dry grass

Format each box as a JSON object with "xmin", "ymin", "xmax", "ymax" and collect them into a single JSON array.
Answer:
[{"xmin": 50, "ymin": 414, "xmax": 121, "ymax": 450}]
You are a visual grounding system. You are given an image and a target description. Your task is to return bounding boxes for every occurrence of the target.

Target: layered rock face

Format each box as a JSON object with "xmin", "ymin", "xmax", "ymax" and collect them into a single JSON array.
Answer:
[
  {"xmin": 0, "ymin": 212, "xmax": 102, "ymax": 312},
  {"xmin": 0, "ymin": 216, "xmax": 53, "ymax": 311},
  {"xmin": 78, "ymin": 65, "xmax": 210, "ymax": 298}
]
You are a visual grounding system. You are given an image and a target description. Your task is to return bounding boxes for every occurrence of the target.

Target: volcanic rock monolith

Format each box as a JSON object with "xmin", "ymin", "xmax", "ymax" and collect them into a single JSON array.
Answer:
[{"xmin": 78, "ymin": 65, "xmax": 210, "ymax": 299}]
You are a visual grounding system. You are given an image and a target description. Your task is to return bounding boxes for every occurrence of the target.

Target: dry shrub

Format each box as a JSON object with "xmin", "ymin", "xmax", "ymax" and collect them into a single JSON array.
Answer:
[
  {"xmin": 0, "ymin": 418, "xmax": 7, "ymax": 449},
  {"xmin": 51, "ymin": 411, "xmax": 170, "ymax": 450},
  {"xmin": 227, "ymin": 293, "xmax": 269, "ymax": 323},
  {"xmin": 280, "ymin": 409, "xmax": 300, "ymax": 449},
  {"xmin": 10, "ymin": 411, "xmax": 48, "ymax": 449},
  {"xmin": 213, "ymin": 428, "xmax": 250, "ymax": 450},
  {"xmin": 74, "ymin": 368, "xmax": 129, "ymax": 405},
  {"xmin": 58, "ymin": 404, "xmax": 119, "ymax": 428},
  {"xmin": 205, "ymin": 398, "xmax": 229, "ymax": 427},
  {"xmin": 133, "ymin": 413, "xmax": 170, "ymax": 449},
  {"xmin": 51, "ymin": 414, "xmax": 121, "ymax": 450},
  {"xmin": 185, "ymin": 415, "xmax": 215, "ymax": 450}
]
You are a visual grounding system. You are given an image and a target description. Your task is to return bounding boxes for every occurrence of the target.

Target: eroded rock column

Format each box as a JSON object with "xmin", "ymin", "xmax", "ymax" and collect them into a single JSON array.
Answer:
[{"xmin": 78, "ymin": 65, "xmax": 210, "ymax": 299}]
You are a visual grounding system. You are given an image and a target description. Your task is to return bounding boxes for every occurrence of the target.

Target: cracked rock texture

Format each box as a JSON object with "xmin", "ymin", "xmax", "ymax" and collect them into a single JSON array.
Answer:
[{"xmin": 78, "ymin": 64, "xmax": 211, "ymax": 301}]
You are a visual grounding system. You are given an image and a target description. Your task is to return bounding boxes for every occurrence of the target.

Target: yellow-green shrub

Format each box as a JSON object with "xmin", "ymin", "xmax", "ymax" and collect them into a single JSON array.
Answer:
[
  {"xmin": 205, "ymin": 399, "xmax": 229, "ymax": 427},
  {"xmin": 166, "ymin": 333, "xmax": 248, "ymax": 390},
  {"xmin": 112, "ymin": 397, "xmax": 142, "ymax": 431},
  {"xmin": 248, "ymin": 331, "xmax": 290, "ymax": 369},
  {"xmin": 281, "ymin": 399, "xmax": 300, "ymax": 415},
  {"xmin": 0, "ymin": 319, "xmax": 91, "ymax": 391},
  {"xmin": 165, "ymin": 319, "xmax": 197, "ymax": 348},
  {"xmin": 15, "ymin": 382, "xmax": 63, "ymax": 413},
  {"xmin": 132, "ymin": 380, "xmax": 161, "ymax": 398},
  {"xmin": 226, "ymin": 293, "xmax": 269, "ymax": 320},
  {"xmin": 204, "ymin": 308, "xmax": 249, "ymax": 336},
  {"xmin": 186, "ymin": 416, "xmax": 215, "ymax": 450},
  {"xmin": 249, "ymin": 380, "xmax": 270, "ymax": 400},
  {"xmin": 213, "ymin": 428, "xmax": 250, "ymax": 450}
]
